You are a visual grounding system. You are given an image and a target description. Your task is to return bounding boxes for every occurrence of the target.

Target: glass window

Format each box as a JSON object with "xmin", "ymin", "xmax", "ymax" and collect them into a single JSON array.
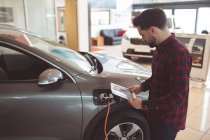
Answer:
[
  {"xmin": 25, "ymin": 0, "xmax": 56, "ymax": 40},
  {"xmin": 0, "ymin": 45, "xmax": 51, "ymax": 81},
  {"xmin": 174, "ymin": 9, "xmax": 196, "ymax": 33},
  {"xmin": 163, "ymin": 9, "xmax": 172, "ymax": 17},
  {"xmin": 0, "ymin": 0, "xmax": 56, "ymax": 41},
  {"xmin": 91, "ymin": 10, "xmax": 110, "ymax": 25},
  {"xmin": 0, "ymin": 28, "xmax": 93, "ymax": 74},
  {"xmin": 197, "ymin": 8, "xmax": 210, "ymax": 34},
  {"xmin": 0, "ymin": 0, "xmax": 26, "ymax": 29}
]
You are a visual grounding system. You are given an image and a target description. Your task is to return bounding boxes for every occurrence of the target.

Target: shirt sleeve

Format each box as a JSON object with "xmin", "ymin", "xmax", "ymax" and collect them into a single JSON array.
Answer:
[
  {"xmin": 142, "ymin": 49, "xmax": 192, "ymax": 111},
  {"xmin": 141, "ymin": 77, "xmax": 152, "ymax": 92}
]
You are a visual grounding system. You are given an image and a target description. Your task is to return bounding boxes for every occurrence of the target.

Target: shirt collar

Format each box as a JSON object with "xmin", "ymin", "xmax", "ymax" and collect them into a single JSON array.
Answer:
[{"xmin": 156, "ymin": 34, "xmax": 175, "ymax": 51}]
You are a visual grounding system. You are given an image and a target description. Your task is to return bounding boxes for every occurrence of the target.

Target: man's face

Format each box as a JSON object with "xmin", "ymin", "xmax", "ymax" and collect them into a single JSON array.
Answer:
[{"xmin": 137, "ymin": 26, "xmax": 157, "ymax": 48}]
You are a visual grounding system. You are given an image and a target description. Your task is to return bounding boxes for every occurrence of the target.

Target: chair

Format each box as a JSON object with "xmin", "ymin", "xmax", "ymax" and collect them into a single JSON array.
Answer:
[{"xmin": 100, "ymin": 29, "xmax": 123, "ymax": 45}]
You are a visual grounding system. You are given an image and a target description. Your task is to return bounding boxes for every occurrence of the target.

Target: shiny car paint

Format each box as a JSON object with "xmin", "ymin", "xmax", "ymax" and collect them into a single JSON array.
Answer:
[{"xmin": 0, "ymin": 25, "xmax": 151, "ymax": 140}]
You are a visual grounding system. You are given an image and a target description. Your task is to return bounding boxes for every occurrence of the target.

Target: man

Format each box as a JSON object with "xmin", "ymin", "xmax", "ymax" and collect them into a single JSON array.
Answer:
[{"xmin": 128, "ymin": 8, "xmax": 192, "ymax": 140}]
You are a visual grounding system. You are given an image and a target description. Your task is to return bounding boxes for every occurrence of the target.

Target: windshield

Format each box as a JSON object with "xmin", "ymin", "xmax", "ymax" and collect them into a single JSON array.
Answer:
[{"xmin": 0, "ymin": 28, "xmax": 93, "ymax": 73}]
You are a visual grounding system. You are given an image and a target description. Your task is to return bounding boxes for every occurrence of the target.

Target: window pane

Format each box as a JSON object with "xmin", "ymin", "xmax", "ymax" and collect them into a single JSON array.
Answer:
[
  {"xmin": 0, "ymin": 45, "xmax": 49, "ymax": 80},
  {"xmin": 197, "ymin": 8, "xmax": 210, "ymax": 34},
  {"xmin": 174, "ymin": 9, "xmax": 196, "ymax": 33},
  {"xmin": 26, "ymin": 0, "xmax": 56, "ymax": 40},
  {"xmin": 0, "ymin": 0, "xmax": 26, "ymax": 29},
  {"xmin": 163, "ymin": 9, "xmax": 172, "ymax": 17},
  {"xmin": 91, "ymin": 10, "xmax": 110, "ymax": 25}
]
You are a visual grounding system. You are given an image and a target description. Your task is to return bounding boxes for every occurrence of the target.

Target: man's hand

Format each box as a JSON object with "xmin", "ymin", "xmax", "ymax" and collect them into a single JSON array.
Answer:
[
  {"xmin": 128, "ymin": 85, "xmax": 142, "ymax": 94},
  {"xmin": 128, "ymin": 85, "xmax": 143, "ymax": 109},
  {"xmin": 128, "ymin": 98, "xmax": 143, "ymax": 109}
]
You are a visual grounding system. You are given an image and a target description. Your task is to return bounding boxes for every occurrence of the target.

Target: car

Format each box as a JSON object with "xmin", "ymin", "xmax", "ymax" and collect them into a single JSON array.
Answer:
[{"xmin": 0, "ymin": 24, "xmax": 151, "ymax": 140}]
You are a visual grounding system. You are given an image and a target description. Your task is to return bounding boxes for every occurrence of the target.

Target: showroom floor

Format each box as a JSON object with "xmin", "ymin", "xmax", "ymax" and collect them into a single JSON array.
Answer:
[{"xmin": 91, "ymin": 45, "xmax": 210, "ymax": 140}]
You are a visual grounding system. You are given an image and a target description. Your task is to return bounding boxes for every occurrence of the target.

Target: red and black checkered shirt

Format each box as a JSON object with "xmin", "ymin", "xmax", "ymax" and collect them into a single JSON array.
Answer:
[{"xmin": 142, "ymin": 35, "xmax": 192, "ymax": 130}]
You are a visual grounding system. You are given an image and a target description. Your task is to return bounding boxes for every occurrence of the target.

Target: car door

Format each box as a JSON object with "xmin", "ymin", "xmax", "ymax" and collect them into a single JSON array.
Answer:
[{"xmin": 0, "ymin": 44, "xmax": 82, "ymax": 140}]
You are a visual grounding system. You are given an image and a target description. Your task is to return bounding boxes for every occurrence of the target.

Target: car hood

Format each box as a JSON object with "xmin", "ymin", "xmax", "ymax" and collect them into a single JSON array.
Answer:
[
  {"xmin": 92, "ymin": 53, "xmax": 151, "ymax": 78},
  {"xmin": 74, "ymin": 53, "xmax": 150, "ymax": 100}
]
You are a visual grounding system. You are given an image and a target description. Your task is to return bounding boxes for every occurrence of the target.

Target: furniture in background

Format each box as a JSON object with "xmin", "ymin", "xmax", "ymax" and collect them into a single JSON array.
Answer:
[
  {"xmin": 100, "ymin": 29, "xmax": 125, "ymax": 45},
  {"xmin": 91, "ymin": 36, "xmax": 104, "ymax": 46}
]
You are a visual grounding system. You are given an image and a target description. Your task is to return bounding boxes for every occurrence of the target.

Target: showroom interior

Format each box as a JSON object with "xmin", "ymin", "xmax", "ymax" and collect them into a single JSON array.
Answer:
[{"xmin": 0, "ymin": 0, "xmax": 210, "ymax": 140}]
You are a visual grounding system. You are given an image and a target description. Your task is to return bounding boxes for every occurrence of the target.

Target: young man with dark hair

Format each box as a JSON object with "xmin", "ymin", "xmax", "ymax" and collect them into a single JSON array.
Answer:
[{"xmin": 128, "ymin": 8, "xmax": 192, "ymax": 140}]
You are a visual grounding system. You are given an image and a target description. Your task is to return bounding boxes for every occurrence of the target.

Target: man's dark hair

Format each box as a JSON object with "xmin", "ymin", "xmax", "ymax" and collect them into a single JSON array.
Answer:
[{"xmin": 133, "ymin": 8, "xmax": 167, "ymax": 30}]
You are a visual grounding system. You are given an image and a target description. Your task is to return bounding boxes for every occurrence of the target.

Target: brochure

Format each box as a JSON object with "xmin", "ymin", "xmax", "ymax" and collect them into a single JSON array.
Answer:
[{"xmin": 111, "ymin": 83, "xmax": 133, "ymax": 100}]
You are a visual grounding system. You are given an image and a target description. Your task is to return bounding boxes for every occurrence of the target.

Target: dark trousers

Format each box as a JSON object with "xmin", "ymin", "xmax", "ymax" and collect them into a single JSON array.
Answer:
[{"xmin": 149, "ymin": 123, "xmax": 178, "ymax": 140}]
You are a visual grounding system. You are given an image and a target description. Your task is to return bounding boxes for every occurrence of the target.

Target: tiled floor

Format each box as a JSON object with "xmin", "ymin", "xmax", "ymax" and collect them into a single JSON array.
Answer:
[{"xmin": 91, "ymin": 45, "xmax": 210, "ymax": 140}]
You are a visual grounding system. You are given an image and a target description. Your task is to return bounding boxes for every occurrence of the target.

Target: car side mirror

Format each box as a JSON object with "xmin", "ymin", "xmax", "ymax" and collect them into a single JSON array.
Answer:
[{"xmin": 38, "ymin": 68, "xmax": 64, "ymax": 87}]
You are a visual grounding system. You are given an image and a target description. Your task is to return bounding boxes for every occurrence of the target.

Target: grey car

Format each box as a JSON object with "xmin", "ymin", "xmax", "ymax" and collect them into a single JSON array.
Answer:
[{"xmin": 0, "ymin": 24, "xmax": 151, "ymax": 140}]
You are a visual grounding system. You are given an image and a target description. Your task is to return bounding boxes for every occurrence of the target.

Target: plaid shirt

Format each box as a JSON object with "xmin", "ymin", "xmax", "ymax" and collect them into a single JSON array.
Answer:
[{"xmin": 142, "ymin": 35, "xmax": 192, "ymax": 130}]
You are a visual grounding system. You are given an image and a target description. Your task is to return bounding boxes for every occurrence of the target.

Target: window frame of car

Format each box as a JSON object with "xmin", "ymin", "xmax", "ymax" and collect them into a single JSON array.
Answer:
[
  {"xmin": 0, "ymin": 38, "xmax": 76, "ymax": 83},
  {"xmin": 0, "ymin": 28, "xmax": 97, "ymax": 75}
]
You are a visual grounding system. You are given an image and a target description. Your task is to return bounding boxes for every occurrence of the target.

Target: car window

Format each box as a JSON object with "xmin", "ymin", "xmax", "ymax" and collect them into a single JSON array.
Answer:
[
  {"xmin": 0, "ymin": 28, "xmax": 92, "ymax": 73},
  {"xmin": 0, "ymin": 45, "xmax": 51, "ymax": 81}
]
